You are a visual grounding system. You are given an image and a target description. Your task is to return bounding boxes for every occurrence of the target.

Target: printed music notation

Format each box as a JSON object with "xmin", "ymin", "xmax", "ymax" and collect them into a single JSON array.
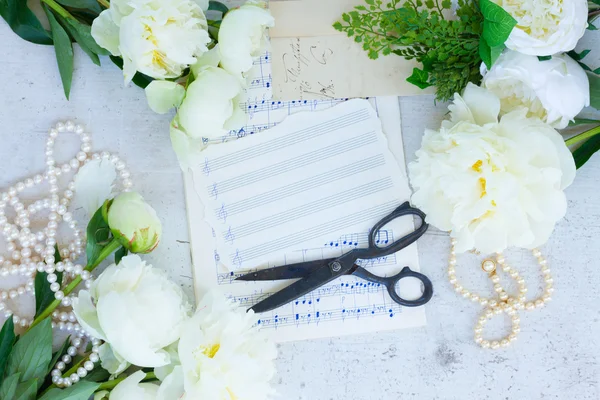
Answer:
[
  {"xmin": 227, "ymin": 278, "xmax": 404, "ymax": 329},
  {"xmin": 188, "ymin": 50, "xmax": 426, "ymax": 341}
]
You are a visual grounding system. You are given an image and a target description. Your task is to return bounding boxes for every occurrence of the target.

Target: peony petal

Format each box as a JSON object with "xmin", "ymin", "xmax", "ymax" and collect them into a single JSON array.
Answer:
[
  {"xmin": 71, "ymin": 290, "xmax": 107, "ymax": 341},
  {"xmin": 156, "ymin": 366, "xmax": 185, "ymax": 400},
  {"xmin": 190, "ymin": 45, "xmax": 222, "ymax": 77},
  {"xmin": 461, "ymin": 83, "xmax": 500, "ymax": 126},
  {"xmin": 218, "ymin": 2, "xmax": 274, "ymax": 77},
  {"xmin": 154, "ymin": 342, "xmax": 180, "ymax": 381},
  {"xmin": 169, "ymin": 119, "xmax": 206, "ymax": 171},
  {"xmin": 97, "ymin": 291, "xmax": 171, "ymax": 368},
  {"xmin": 98, "ymin": 343, "xmax": 130, "ymax": 376},
  {"xmin": 145, "ymin": 81, "xmax": 186, "ymax": 114},
  {"xmin": 73, "ymin": 158, "xmax": 117, "ymax": 215},
  {"xmin": 91, "ymin": 10, "xmax": 121, "ymax": 56},
  {"xmin": 110, "ymin": 371, "xmax": 160, "ymax": 400}
]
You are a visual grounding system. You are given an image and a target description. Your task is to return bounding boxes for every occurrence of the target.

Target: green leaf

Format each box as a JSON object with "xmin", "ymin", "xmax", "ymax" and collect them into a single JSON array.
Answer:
[
  {"xmin": 48, "ymin": 337, "xmax": 70, "ymax": 375},
  {"xmin": 0, "ymin": 0, "xmax": 52, "ymax": 44},
  {"xmin": 6, "ymin": 318, "xmax": 52, "ymax": 386},
  {"xmin": 55, "ymin": 0, "xmax": 101, "ymax": 14},
  {"xmin": 34, "ymin": 246, "xmax": 63, "ymax": 318},
  {"xmin": 332, "ymin": 21, "xmax": 343, "ymax": 31},
  {"xmin": 480, "ymin": 0, "xmax": 517, "ymax": 47},
  {"xmin": 115, "ymin": 247, "xmax": 128, "ymax": 265},
  {"xmin": 43, "ymin": 7, "xmax": 74, "ymax": 100},
  {"xmin": 537, "ymin": 55, "xmax": 551, "ymax": 61},
  {"xmin": 568, "ymin": 49, "xmax": 591, "ymax": 61},
  {"xmin": 0, "ymin": 317, "xmax": 15, "ymax": 378},
  {"xmin": 406, "ymin": 67, "xmax": 432, "ymax": 89},
  {"xmin": 109, "ymin": 56, "xmax": 154, "ymax": 89},
  {"xmin": 82, "ymin": 367, "xmax": 110, "ymax": 382},
  {"xmin": 39, "ymin": 380, "xmax": 100, "ymax": 400},
  {"xmin": 573, "ymin": 134, "xmax": 600, "ymax": 169},
  {"xmin": 207, "ymin": 0, "xmax": 228, "ymax": 14},
  {"xmin": 479, "ymin": 39, "xmax": 504, "ymax": 69},
  {"xmin": 62, "ymin": 17, "xmax": 109, "ymax": 66},
  {"xmin": 86, "ymin": 203, "xmax": 112, "ymax": 268},
  {"xmin": 0, "ymin": 373, "xmax": 20, "ymax": 400},
  {"xmin": 14, "ymin": 379, "xmax": 37, "ymax": 400},
  {"xmin": 590, "ymin": 73, "xmax": 600, "ymax": 111},
  {"xmin": 0, "ymin": 0, "xmax": 53, "ymax": 45}
]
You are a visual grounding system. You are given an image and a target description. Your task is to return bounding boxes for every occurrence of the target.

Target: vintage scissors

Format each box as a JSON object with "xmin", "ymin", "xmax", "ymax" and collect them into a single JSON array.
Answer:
[{"xmin": 236, "ymin": 202, "xmax": 434, "ymax": 313}]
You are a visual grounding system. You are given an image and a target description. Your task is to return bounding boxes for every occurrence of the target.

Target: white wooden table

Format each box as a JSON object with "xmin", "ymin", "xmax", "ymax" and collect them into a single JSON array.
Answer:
[{"xmin": 1, "ymin": 21, "xmax": 599, "ymax": 400}]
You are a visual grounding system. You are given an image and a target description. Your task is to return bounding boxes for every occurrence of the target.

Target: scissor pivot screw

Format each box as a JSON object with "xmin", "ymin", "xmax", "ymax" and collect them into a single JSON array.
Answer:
[{"xmin": 330, "ymin": 261, "xmax": 342, "ymax": 272}]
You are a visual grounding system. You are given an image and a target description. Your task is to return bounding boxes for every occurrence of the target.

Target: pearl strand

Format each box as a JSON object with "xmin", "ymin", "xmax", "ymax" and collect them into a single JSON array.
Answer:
[
  {"xmin": 447, "ymin": 239, "xmax": 554, "ymax": 349},
  {"xmin": 0, "ymin": 120, "xmax": 132, "ymax": 326},
  {"xmin": 50, "ymin": 334, "xmax": 102, "ymax": 387}
]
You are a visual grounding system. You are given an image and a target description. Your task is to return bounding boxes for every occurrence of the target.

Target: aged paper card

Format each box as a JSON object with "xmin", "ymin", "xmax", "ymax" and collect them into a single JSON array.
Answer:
[{"xmin": 268, "ymin": 0, "xmax": 434, "ymax": 100}]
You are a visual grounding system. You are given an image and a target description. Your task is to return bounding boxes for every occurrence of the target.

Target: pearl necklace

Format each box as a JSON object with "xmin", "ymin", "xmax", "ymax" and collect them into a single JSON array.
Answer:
[
  {"xmin": 0, "ymin": 120, "xmax": 132, "ymax": 387},
  {"xmin": 447, "ymin": 238, "xmax": 554, "ymax": 349}
]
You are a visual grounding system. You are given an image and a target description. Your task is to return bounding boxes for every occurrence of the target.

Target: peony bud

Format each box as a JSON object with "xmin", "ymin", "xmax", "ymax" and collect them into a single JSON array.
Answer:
[{"xmin": 107, "ymin": 192, "xmax": 162, "ymax": 254}]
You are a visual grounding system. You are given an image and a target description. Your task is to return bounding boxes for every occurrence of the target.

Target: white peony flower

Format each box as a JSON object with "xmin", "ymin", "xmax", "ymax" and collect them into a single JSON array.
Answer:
[
  {"xmin": 481, "ymin": 50, "xmax": 590, "ymax": 129},
  {"xmin": 110, "ymin": 370, "xmax": 185, "ymax": 400},
  {"xmin": 72, "ymin": 255, "xmax": 191, "ymax": 370},
  {"xmin": 178, "ymin": 291, "xmax": 277, "ymax": 400},
  {"xmin": 408, "ymin": 83, "xmax": 576, "ymax": 254},
  {"xmin": 73, "ymin": 159, "xmax": 117, "ymax": 215},
  {"xmin": 495, "ymin": 0, "xmax": 588, "ymax": 56},
  {"xmin": 91, "ymin": 0, "xmax": 211, "ymax": 83},
  {"xmin": 170, "ymin": 65, "xmax": 247, "ymax": 169},
  {"xmin": 218, "ymin": 0, "xmax": 274, "ymax": 79},
  {"xmin": 108, "ymin": 192, "xmax": 162, "ymax": 254}
]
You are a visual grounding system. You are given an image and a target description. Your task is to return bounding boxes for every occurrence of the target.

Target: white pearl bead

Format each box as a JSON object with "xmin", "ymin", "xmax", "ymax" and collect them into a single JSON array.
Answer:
[
  {"xmin": 89, "ymin": 353, "xmax": 99, "ymax": 363},
  {"xmin": 55, "ymin": 291, "xmax": 64, "ymax": 300},
  {"xmin": 77, "ymin": 367, "xmax": 87, "ymax": 377}
]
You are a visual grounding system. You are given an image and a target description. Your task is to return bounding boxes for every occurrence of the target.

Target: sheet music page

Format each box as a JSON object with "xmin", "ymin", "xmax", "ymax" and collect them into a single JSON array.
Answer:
[{"xmin": 183, "ymin": 52, "xmax": 427, "ymax": 342}]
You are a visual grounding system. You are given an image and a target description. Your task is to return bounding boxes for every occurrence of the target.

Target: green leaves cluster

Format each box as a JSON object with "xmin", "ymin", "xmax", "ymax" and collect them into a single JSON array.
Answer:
[
  {"xmin": 0, "ymin": 0, "xmax": 112, "ymax": 99},
  {"xmin": 0, "ymin": 318, "xmax": 50, "ymax": 400},
  {"xmin": 333, "ymin": 0, "xmax": 516, "ymax": 101}
]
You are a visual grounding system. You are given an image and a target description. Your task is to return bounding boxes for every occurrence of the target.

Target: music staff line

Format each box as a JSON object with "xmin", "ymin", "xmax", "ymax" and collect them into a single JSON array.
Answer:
[
  {"xmin": 202, "ymin": 110, "xmax": 370, "ymax": 174},
  {"xmin": 205, "ymin": 130, "xmax": 378, "ymax": 199},
  {"xmin": 229, "ymin": 201, "xmax": 398, "ymax": 265},
  {"xmin": 214, "ymin": 155, "xmax": 387, "ymax": 221},
  {"xmin": 223, "ymin": 178, "xmax": 393, "ymax": 241}
]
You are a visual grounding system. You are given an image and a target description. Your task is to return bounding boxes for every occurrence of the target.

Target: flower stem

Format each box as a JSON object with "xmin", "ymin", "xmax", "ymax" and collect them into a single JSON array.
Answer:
[
  {"xmin": 565, "ymin": 125, "xmax": 600, "ymax": 147},
  {"xmin": 96, "ymin": 371, "xmax": 157, "ymax": 391},
  {"xmin": 40, "ymin": 0, "xmax": 73, "ymax": 19},
  {"xmin": 28, "ymin": 238, "xmax": 122, "ymax": 330},
  {"xmin": 97, "ymin": 0, "xmax": 110, "ymax": 8}
]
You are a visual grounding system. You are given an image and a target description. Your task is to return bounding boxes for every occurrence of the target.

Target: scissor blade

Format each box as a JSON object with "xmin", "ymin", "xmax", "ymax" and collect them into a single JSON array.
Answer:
[
  {"xmin": 235, "ymin": 259, "xmax": 335, "ymax": 281},
  {"xmin": 250, "ymin": 264, "xmax": 337, "ymax": 313}
]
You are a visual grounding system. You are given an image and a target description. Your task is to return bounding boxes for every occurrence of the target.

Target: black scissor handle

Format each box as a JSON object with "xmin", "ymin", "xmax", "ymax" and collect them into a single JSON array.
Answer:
[
  {"xmin": 363, "ymin": 202, "xmax": 428, "ymax": 259},
  {"xmin": 352, "ymin": 265, "xmax": 433, "ymax": 307}
]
